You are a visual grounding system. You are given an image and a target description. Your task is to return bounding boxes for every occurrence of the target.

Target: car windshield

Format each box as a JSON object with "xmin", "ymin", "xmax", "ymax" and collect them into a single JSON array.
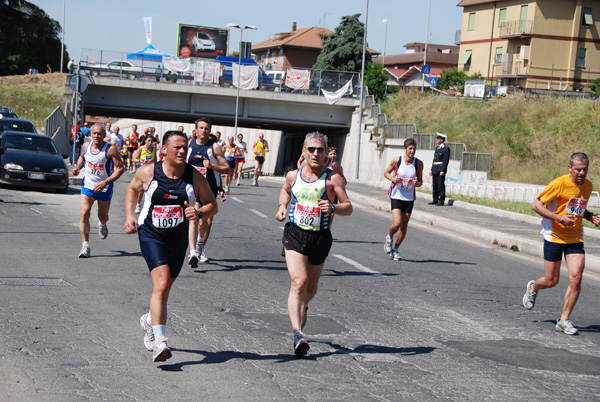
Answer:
[
  {"xmin": 1, "ymin": 121, "xmax": 36, "ymax": 133},
  {"xmin": 4, "ymin": 135, "xmax": 58, "ymax": 154},
  {"xmin": 197, "ymin": 33, "xmax": 210, "ymax": 40}
]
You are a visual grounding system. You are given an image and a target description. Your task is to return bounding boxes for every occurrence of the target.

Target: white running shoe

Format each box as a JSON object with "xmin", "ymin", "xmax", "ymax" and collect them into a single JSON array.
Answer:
[
  {"xmin": 252, "ymin": 180, "xmax": 258, "ymax": 186},
  {"xmin": 390, "ymin": 248, "xmax": 401, "ymax": 261},
  {"xmin": 555, "ymin": 319, "xmax": 579, "ymax": 335},
  {"xmin": 135, "ymin": 204, "xmax": 141, "ymax": 213},
  {"xmin": 152, "ymin": 338, "xmax": 172, "ymax": 362},
  {"xmin": 139, "ymin": 313, "xmax": 155, "ymax": 351},
  {"xmin": 99, "ymin": 221, "xmax": 108, "ymax": 239},
  {"xmin": 78, "ymin": 245, "xmax": 90, "ymax": 258},
  {"xmin": 522, "ymin": 280, "xmax": 537, "ymax": 310},
  {"xmin": 384, "ymin": 234, "xmax": 393, "ymax": 254},
  {"xmin": 199, "ymin": 250, "xmax": 208, "ymax": 263},
  {"xmin": 236, "ymin": 179, "xmax": 240, "ymax": 186}
]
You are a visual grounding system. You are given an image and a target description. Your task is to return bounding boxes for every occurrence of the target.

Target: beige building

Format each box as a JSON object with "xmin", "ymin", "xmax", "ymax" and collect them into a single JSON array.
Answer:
[{"xmin": 457, "ymin": 0, "xmax": 599, "ymax": 91}]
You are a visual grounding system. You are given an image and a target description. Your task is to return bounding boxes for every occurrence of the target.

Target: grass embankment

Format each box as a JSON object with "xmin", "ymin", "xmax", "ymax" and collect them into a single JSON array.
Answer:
[
  {"xmin": 0, "ymin": 73, "xmax": 67, "ymax": 132},
  {"xmin": 382, "ymin": 90, "xmax": 600, "ymax": 186}
]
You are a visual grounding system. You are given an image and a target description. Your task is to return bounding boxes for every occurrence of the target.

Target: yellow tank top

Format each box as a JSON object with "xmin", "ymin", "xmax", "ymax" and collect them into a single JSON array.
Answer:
[
  {"xmin": 140, "ymin": 145, "xmax": 156, "ymax": 164},
  {"xmin": 254, "ymin": 139, "xmax": 265, "ymax": 157}
]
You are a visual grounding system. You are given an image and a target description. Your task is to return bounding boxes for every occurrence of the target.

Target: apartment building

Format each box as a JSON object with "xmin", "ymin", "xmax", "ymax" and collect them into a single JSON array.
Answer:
[{"xmin": 457, "ymin": 0, "xmax": 599, "ymax": 91}]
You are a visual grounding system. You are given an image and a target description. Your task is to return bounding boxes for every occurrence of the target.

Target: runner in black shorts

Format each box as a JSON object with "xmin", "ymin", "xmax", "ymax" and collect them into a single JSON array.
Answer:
[
  {"xmin": 276, "ymin": 131, "xmax": 352, "ymax": 356},
  {"xmin": 124, "ymin": 130, "xmax": 217, "ymax": 362}
]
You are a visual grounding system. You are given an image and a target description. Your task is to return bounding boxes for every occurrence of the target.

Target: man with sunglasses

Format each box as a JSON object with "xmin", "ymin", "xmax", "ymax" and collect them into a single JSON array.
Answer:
[{"xmin": 276, "ymin": 132, "xmax": 352, "ymax": 356}]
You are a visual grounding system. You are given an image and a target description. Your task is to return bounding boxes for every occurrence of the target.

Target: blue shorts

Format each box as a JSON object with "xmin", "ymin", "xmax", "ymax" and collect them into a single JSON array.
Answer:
[
  {"xmin": 81, "ymin": 185, "xmax": 113, "ymax": 202},
  {"xmin": 543, "ymin": 240, "xmax": 585, "ymax": 262},
  {"xmin": 139, "ymin": 237, "xmax": 187, "ymax": 279},
  {"xmin": 226, "ymin": 158, "xmax": 236, "ymax": 169}
]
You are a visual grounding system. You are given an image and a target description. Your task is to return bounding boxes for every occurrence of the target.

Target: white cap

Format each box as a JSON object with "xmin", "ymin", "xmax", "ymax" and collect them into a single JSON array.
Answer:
[{"xmin": 436, "ymin": 132, "xmax": 447, "ymax": 141}]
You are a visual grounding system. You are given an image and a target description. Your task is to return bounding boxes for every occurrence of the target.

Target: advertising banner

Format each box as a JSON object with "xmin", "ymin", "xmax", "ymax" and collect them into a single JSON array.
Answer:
[{"xmin": 177, "ymin": 24, "xmax": 229, "ymax": 59}]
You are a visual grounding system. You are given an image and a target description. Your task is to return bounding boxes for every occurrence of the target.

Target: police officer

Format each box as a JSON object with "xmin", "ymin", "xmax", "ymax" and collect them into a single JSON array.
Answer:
[{"xmin": 429, "ymin": 132, "xmax": 450, "ymax": 206}]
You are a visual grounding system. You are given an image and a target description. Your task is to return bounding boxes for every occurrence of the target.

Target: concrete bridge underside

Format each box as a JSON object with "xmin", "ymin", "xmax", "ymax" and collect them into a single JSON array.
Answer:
[{"xmin": 79, "ymin": 77, "xmax": 357, "ymax": 135}]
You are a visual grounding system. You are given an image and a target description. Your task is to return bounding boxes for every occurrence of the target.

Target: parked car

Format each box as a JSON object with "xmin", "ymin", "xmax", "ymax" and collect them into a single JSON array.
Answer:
[
  {"xmin": 192, "ymin": 32, "xmax": 216, "ymax": 52},
  {"xmin": 89, "ymin": 60, "xmax": 144, "ymax": 79},
  {"xmin": 0, "ymin": 106, "xmax": 18, "ymax": 118},
  {"xmin": 216, "ymin": 56, "xmax": 274, "ymax": 89},
  {"xmin": 0, "ymin": 131, "xmax": 69, "ymax": 193},
  {"xmin": 0, "ymin": 116, "xmax": 37, "ymax": 141}
]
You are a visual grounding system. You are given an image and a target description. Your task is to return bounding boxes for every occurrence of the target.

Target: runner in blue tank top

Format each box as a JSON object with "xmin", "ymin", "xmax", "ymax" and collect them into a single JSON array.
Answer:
[{"xmin": 124, "ymin": 130, "xmax": 218, "ymax": 363}]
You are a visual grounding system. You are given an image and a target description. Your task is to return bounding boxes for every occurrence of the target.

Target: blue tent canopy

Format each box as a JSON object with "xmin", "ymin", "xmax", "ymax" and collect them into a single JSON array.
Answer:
[{"xmin": 126, "ymin": 44, "xmax": 173, "ymax": 62}]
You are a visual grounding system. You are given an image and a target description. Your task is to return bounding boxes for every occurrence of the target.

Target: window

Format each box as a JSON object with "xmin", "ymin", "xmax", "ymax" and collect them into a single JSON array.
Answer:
[
  {"xmin": 461, "ymin": 50, "xmax": 473, "ymax": 66},
  {"xmin": 577, "ymin": 48, "xmax": 586, "ymax": 67},
  {"xmin": 520, "ymin": 5, "xmax": 528, "ymax": 32},
  {"xmin": 499, "ymin": 8, "xmax": 507, "ymax": 27},
  {"xmin": 583, "ymin": 8, "xmax": 593, "ymax": 26},
  {"xmin": 468, "ymin": 13, "xmax": 476, "ymax": 31},
  {"xmin": 495, "ymin": 47, "xmax": 503, "ymax": 64}
]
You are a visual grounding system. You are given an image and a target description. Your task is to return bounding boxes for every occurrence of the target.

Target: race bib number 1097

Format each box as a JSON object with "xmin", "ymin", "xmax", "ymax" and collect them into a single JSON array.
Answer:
[{"xmin": 152, "ymin": 205, "xmax": 184, "ymax": 228}]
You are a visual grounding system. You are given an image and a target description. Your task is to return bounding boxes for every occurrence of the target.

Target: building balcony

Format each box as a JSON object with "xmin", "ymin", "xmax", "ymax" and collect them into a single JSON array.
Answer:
[
  {"xmin": 499, "ymin": 20, "xmax": 534, "ymax": 38},
  {"xmin": 494, "ymin": 60, "xmax": 529, "ymax": 78},
  {"xmin": 455, "ymin": 30, "xmax": 461, "ymax": 45}
]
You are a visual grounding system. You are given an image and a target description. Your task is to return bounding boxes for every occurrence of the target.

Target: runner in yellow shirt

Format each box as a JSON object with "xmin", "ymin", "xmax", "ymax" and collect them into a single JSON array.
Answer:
[
  {"xmin": 252, "ymin": 132, "xmax": 269, "ymax": 186},
  {"xmin": 523, "ymin": 152, "xmax": 600, "ymax": 335}
]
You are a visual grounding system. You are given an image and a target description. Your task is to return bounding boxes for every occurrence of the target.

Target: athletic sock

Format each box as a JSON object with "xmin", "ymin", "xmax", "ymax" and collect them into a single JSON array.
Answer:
[
  {"xmin": 82, "ymin": 241, "xmax": 89, "ymax": 248},
  {"xmin": 153, "ymin": 325, "xmax": 166, "ymax": 345}
]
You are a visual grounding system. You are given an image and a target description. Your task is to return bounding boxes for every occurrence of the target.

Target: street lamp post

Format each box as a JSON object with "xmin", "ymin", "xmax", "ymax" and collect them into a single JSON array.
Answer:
[
  {"xmin": 382, "ymin": 19, "xmax": 388, "ymax": 66},
  {"xmin": 421, "ymin": 0, "xmax": 432, "ymax": 94},
  {"xmin": 356, "ymin": 0, "xmax": 369, "ymax": 180},
  {"xmin": 60, "ymin": 0, "xmax": 65, "ymax": 72},
  {"xmin": 227, "ymin": 23, "xmax": 257, "ymax": 138}
]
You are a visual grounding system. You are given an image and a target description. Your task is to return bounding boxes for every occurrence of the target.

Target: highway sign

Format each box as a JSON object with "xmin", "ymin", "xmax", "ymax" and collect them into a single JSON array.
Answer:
[
  {"xmin": 429, "ymin": 77, "xmax": 438, "ymax": 86},
  {"xmin": 422, "ymin": 65, "xmax": 431, "ymax": 75}
]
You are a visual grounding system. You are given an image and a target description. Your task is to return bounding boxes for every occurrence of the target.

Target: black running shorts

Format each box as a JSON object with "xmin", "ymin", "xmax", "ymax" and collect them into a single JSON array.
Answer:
[{"xmin": 282, "ymin": 222, "xmax": 332, "ymax": 266}]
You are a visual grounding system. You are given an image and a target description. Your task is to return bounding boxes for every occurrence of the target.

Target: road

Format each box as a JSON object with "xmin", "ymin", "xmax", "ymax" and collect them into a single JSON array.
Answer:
[{"xmin": 1, "ymin": 176, "xmax": 599, "ymax": 401}]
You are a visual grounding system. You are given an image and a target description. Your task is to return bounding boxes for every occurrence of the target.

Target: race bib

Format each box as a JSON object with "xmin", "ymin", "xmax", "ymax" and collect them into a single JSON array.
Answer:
[
  {"xmin": 294, "ymin": 203, "xmax": 321, "ymax": 228},
  {"xmin": 255, "ymin": 150, "xmax": 263, "ymax": 157},
  {"xmin": 87, "ymin": 161, "xmax": 105, "ymax": 176},
  {"xmin": 565, "ymin": 197, "xmax": 587, "ymax": 217},
  {"xmin": 193, "ymin": 165, "xmax": 207, "ymax": 176},
  {"xmin": 398, "ymin": 178, "xmax": 414, "ymax": 190},
  {"xmin": 152, "ymin": 205, "xmax": 184, "ymax": 228}
]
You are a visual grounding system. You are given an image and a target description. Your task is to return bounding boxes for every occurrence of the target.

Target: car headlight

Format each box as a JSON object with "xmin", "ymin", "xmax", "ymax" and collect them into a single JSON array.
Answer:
[
  {"xmin": 4, "ymin": 163, "xmax": 23, "ymax": 170},
  {"xmin": 51, "ymin": 168, "xmax": 66, "ymax": 174}
]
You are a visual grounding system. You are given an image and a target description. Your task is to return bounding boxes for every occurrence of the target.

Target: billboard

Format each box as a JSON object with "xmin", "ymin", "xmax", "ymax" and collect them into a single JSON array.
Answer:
[{"xmin": 177, "ymin": 24, "xmax": 229, "ymax": 59}]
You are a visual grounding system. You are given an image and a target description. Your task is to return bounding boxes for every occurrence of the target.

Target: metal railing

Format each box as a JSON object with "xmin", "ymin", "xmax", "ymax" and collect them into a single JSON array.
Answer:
[
  {"xmin": 462, "ymin": 152, "xmax": 492, "ymax": 171},
  {"xmin": 382, "ymin": 123, "xmax": 417, "ymax": 139},
  {"xmin": 499, "ymin": 20, "xmax": 534, "ymax": 36},
  {"xmin": 77, "ymin": 48, "xmax": 360, "ymax": 99},
  {"xmin": 45, "ymin": 106, "xmax": 66, "ymax": 139}
]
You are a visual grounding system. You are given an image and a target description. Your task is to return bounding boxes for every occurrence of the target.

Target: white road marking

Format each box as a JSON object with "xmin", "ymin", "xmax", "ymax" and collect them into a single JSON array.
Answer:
[
  {"xmin": 231, "ymin": 197, "xmax": 244, "ymax": 203},
  {"xmin": 250, "ymin": 209, "xmax": 267, "ymax": 218},
  {"xmin": 333, "ymin": 254, "xmax": 385, "ymax": 277},
  {"xmin": 30, "ymin": 207, "xmax": 43, "ymax": 215}
]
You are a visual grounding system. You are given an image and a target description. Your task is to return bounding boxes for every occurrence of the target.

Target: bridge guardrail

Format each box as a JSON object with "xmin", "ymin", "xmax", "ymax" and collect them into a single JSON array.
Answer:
[{"xmin": 77, "ymin": 48, "xmax": 360, "ymax": 100}]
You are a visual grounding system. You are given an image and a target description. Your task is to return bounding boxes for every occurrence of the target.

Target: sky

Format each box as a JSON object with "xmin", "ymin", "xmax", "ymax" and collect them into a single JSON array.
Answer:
[{"xmin": 31, "ymin": 0, "xmax": 464, "ymax": 64}]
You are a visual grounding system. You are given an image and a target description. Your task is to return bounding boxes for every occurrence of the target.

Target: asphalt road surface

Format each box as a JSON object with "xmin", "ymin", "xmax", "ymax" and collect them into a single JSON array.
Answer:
[{"xmin": 1, "ymin": 176, "xmax": 599, "ymax": 401}]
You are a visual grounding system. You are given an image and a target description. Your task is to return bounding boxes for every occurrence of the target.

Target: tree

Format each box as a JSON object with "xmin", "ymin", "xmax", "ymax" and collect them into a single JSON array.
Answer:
[
  {"xmin": 313, "ymin": 14, "xmax": 371, "ymax": 72},
  {"xmin": 437, "ymin": 67, "xmax": 482, "ymax": 94},
  {"xmin": 364, "ymin": 62, "xmax": 387, "ymax": 102},
  {"xmin": 0, "ymin": 0, "xmax": 67, "ymax": 75},
  {"xmin": 589, "ymin": 77, "xmax": 600, "ymax": 96}
]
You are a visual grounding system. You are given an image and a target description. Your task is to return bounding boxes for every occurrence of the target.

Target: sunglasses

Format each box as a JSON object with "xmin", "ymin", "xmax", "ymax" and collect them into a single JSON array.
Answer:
[{"xmin": 306, "ymin": 147, "xmax": 325, "ymax": 154}]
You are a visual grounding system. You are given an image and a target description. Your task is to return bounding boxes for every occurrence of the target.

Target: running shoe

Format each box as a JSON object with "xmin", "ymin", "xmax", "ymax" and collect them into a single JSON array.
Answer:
[
  {"xmin": 522, "ymin": 280, "xmax": 537, "ymax": 310},
  {"xmin": 139, "ymin": 313, "xmax": 155, "ymax": 351},
  {"xmin": 152, "ymin": 337, "xmax": 172, "ymax": 362},
  {"xmin": 384, "ymin": 234, "xmax": 393, "ymax": 254},
  {"xmin": 555, "ymin": 319, "xmax": 579, "ymax": 335},
  {"xmin": 78, "ymin": 245, "xmax": 90, "ymax": 258},
  {"xmin": 252, "ymin": 180, "xmax": 258, "ymax": 186},
  {"xmin": 135, "ymin": 203, "xmax": 141, "ymax": 213},
  {"xmin": 301, "ymin": 305, "xmax": 308, "ymax": 330},
  {"xmin": 390, "ymin": 248, "xmax": 401, "ymax": 261},
  {"xmin": 224, "ymin": 186, "xmax": 229, "ymax": 193},
  {"xmin": 188, "ymin": 250, "xmax": 199, "ymax": 268},
  {"xmin": 99, "ymin": 221, "xmax": 108, "ymax": 239},
  {"xmin": 199, "ymin": 250, "xmax": 208, "ymax": 263},
  {"xmin": 236, "ymin": 180, "xmax": 240, "ymax": 186},
  {"xmin": 293, "ymin": 332, "xmax": 309, "ymax": 356}
]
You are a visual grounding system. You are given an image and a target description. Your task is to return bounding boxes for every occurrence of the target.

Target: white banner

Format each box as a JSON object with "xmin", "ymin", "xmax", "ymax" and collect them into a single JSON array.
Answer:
[
  {"xmin": 285, "ymin": 68, "xmax": 311, "ymax": 90},
  {"xmin": 321, "ymin": 80, "xmax": 353, "ymax": 105},
  {"xmin": 232, "ymin": 63, "xmax": 259, "ymax": 90},
  {"xmin": 163, "ymin": 57, "xmax": 191, "ymax": 73},
  {"xmin": 194, "ymin": 60, "xmax": 220, "ymax": 84},
  {"xmin": 144, "ymin": 17, "xmax": 152, "ymax": 44}
]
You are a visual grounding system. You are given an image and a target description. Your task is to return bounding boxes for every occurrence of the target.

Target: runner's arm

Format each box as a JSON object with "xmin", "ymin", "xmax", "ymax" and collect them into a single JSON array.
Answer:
[
  {"xmin": 322, "ymin": 173, "xmax": 352, "ymax": 216},
  {"xmin": 415, "ymin": 159, "xmax": 424, "ymax": 187},
  {"xmin": 383, "ymin": 157, "xmax": 400, "ymax": 183},
  {"xmin": 275, "ymin": 170, "xmax": 295, "ymax": 221},
  {"xmin": 264, "ymin": 140, "xmax": 269, "ymax": 152},
  {"xmin": 331, "ymin": 162, "xmax": 346, "ymax": 185},
  {"xmin": 192, "ymin": 169, "xmax": 218, "ymax": 220},
  {"xmin": 532, "ymin": 198, "xmax": 575, "ymax": 226},
  {"xmin": 205, "ymin": 144, "xmax": 231, "ymax": 175},
  {"xmin": 132, "ymin": 147, "xmax": 143, "ymax": 164},
  {"xmin": 124, "ymin": 164, "xmax": 152, "ymax": 233}
]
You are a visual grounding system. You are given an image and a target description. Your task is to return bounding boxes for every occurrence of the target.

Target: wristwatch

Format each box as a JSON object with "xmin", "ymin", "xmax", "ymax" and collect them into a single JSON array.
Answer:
[
  {"xmin": 196, "ymin": 209, "xmax": 203, "ymax": 219},
  {"xmin": 330, "ymin": 203, "xmax": 337, "ymax": 213},
  {"xmin": 105, "ymin": 179, "xmax": 110, "ymax": 186}
]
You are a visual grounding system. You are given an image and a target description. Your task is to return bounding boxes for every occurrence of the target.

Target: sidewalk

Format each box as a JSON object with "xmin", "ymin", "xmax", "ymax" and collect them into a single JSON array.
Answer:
[{"xmin": 262, "ymin": 176, "xmax": 600, "ymax": 275}]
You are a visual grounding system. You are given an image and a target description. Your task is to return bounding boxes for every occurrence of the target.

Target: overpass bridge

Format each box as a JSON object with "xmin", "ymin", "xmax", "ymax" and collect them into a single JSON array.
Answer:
[{"xmin": 76, "ymin": 76, "xmax": 358, "ymax": 136}]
